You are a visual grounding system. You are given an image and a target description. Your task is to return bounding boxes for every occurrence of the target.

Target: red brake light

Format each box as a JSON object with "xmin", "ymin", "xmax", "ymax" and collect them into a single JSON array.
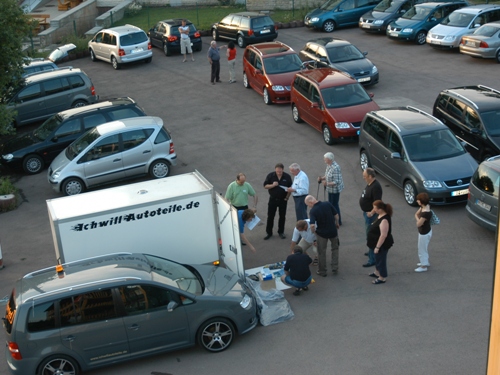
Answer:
[
  {"xmin": 148, "ymin": 42, "xmax": 152, "ymax": 50},
  {"xmin": 169, "ymin": 142, "xmax": 175, "ymax": 154},
  {"xmin": 479, "ymin": 41, "xmax": 489, "ymax": 48},
  {"xmin": 167, "ymin": 35, "xmax": 178, "ymax": 42},
  {"xmin": 275, "ymin": 25, "xmax": 278, "ymax": 31},
  {"xmin": 248, "ymin": 29, "xmax": 254, "ymax": 36},
  {"xmin": 194, "ymin": 31, "xmax": 200, "ymax": 38},
  {"xmin": 8, "ymin": 342, "xmax": 22, "ymax": 360},
  {"xmin": 118, "ymin": 49, "xmax": 125, "ymax": 56},
  {"xmin": 90, "ymin": 85, "xmax": 96, "ymax": 96}
]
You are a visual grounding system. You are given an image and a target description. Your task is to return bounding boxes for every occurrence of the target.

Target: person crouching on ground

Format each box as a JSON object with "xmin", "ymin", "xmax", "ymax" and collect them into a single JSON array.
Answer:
[{"xmin": 281, "ymin": 246, "xmax": 312, "ymax": 296}]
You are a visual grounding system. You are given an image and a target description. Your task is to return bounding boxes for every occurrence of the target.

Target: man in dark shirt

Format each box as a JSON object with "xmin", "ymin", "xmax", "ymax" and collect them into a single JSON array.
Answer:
[
  {"xmin": 281, "ymin": 246, "xmax": 312, "ymax": 296},
  {"xmin": 359, "ymin": 168, "xmax": 383, "ymax": 267},
  {"xmin": 263, "ymin": 163, "xmax": 292, "ymax": 240},
  {"xmin": 305, "ymin": 195, "xmax": 339, "ymax": 277}
]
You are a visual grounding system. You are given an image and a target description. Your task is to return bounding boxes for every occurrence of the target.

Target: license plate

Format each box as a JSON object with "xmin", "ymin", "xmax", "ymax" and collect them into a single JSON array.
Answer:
[
  {"xmin": 465, "ymin": 40, "xmax": 475, "ymax": 46},
  {"xmin": 358, "ymin": 77, "xmax": 370, "ymax": 82},
  {"xmin": 131, "ymin": 48, "xmax": 143, "ymax": 54},
  {"xmin": 362, "ymin": 24, "xmax": 370, "ymax": 28},
  {"xmin": 451, "ymin": 189, "xmax": 468, "ymax": 196},
  {"xmin": 476, "ymin": 199, "xmax": 492, "ymax": 211},
  {"xmin": 390, "ymin": 32, "xmax": 398, "ymax": 37},
  {"xmin": 260, "ymin": 29, "xmax": 270, "ymax": 34}
]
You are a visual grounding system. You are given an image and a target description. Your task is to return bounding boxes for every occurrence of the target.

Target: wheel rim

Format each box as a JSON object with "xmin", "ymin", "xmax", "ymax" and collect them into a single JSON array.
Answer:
[
  {"xmin": 25, "ymin": 156, "xmax": 42, "ymax": 173},
  {"xmin": 417, "ymin": 32, "xmax": 426, "ymax": 45},
  {"xmin": 112, "ymin": 57, "xmax": 118, "ymax": 69},
  {"xmin": 324, "ymin": 21, "xmax": 334, "ymax": 32},
  {"xmin": 243, "ymin": 73, "xmax": 248, "ymax": 87},
  {"xmin": 212, "ymin": 30, "xmax": 217, "ymax": 40},
  {"xmin": 164, "ymin": 44, "xmax": 168, "ymax": 55},
  {"xmin": 152, "ymin": 162, "xmax": 169, "ymax": 178},
  {"xmin": 65, "ymin": 180, "xmax": 83, "ymax": 195},
  {"xmin": 200, "ymin": 321, "xmax": 233, "ymax": 352},
  {"xmin": 292, "ymin": 105, "xmax": 299, "ymax": 122},
  {"xmin": 90, "ymin": 50, "xmax": 95, "ymax": 61},
  {"xmin": 360, "ymin": 152, "xmax": 369, "ymax": 170},
  {"xmin": 238, "ymin": 36, "xmax": 244, "ymax": 48},
  {"xmin": 496, "ymin": 51, "xmax": 500, "ymax": 63},
  {"xmin": 42, "ymin": 358, "xmax": 76, "ymax": 374},
  {"xmin": 263, "ymin": 88, "xmax": 270, "ymax": 104},
  {"xmin": 72, "ymin": 101, "xmax": 85, "ymax": 108},
  {"xmin": 323, "ymin": 126, "xmax": 332, "ymax": 144},
  {"xmin": 404, "ymin": 182, "xmax": 416, "ymax": 205}
]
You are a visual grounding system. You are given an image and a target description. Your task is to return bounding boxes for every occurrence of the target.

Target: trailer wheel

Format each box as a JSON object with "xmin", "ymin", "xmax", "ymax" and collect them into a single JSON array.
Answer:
[{"xmin": 149, "ymin": 159, "xmax": 170, "ymax": 179}]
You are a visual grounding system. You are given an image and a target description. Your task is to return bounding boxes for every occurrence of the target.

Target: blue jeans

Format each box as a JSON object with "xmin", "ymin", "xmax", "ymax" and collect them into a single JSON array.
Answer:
[
  {"xmin": 284, "ymin": 274, "xmax": 312, "ymax": 289},
  {"xmin": 328, "ymin": 192, "xmax": 341, "ymax": 225},
  {"xmin": 363, "ymin": 211, "xmax": 378, "ymax": 265}
]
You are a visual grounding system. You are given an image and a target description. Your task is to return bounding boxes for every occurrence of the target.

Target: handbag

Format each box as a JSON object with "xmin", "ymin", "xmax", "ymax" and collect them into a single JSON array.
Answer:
[{"xmin": 430, "ymin": 210, "xmax": 440, "ymax": 225}]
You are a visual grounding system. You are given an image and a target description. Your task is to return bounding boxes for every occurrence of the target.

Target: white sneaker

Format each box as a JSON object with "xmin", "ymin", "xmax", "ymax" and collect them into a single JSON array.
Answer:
[{"xmin": 415, "ymin": 266, "xmax": 428, "ymax": 272}]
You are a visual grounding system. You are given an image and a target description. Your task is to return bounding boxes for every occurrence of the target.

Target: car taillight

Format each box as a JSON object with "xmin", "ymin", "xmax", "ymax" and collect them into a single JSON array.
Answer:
[
  {"xmin": 194, "ymin": 31, "xmax": 200, "ymax": 38},
  {"xmin": 118, "ymin": 49, "xmax": 125, "ymax": 56},
  {"xmin": 168, "ymin": 35, "xmax": 178, "ymax": 42},
  {"xmin": 275, "ymin": 25, "xmax": 278, "ymax": 31},
  {"xmin": 248, "ymin": 29, "xmax": 254, "ymax": 36},
  {"xmin": 479, "ymin": 41, "xmax": 489, "ymax": 48},
  {"xmin": 90, "ymin": 86, "xmax": 96, "ymax": 96},
  {"xmin": 8, "ymin": 342, "xmax": 22, "ymax": 360},
  {"xmin": 169, "ymin": 142, "xmax": 175, "ymax": 154},
  {"xmin": 148, "ymin": 42, "xmax": 152, "ymax": 50}
]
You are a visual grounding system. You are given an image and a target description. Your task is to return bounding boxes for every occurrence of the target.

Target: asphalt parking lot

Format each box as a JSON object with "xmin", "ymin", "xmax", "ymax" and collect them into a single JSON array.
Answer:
[{"xmin": 1, "ymin": 25, "xmax": 499, "ymax": 375}]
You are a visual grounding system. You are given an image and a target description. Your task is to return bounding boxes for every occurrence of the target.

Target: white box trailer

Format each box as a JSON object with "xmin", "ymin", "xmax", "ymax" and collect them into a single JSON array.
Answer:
[{"xmin": 46, "ymin": 171, "xmax": 244, "ymax": 277}]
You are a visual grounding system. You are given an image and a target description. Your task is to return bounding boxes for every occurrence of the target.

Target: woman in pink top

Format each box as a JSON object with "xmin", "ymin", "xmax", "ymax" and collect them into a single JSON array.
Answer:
[{"xmin": 226, "ymin": 41, "xmax": 237, "ymax": 83}]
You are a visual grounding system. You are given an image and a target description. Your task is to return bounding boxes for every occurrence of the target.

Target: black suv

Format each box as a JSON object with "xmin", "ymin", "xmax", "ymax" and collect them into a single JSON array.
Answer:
[
  {"xmin": 432, "ymin": 85, "xmax": 500, "ymax": 161},
  {"xmin": 148, "ymin": 19, "xmax": 202, "ymax": 56},
  {"xmin": 0, "ymin": 97, "xmax": 146, "ymax": 174},
  {"xmin": 211, "ymin": 12, "xmax": 278, "ymax": 48}
]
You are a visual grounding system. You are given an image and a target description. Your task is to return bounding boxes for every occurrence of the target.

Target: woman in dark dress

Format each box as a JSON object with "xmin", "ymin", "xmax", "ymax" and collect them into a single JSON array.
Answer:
[{"xmin": 367, "ymin": 200, "xmax": 394, "ymax": 284}]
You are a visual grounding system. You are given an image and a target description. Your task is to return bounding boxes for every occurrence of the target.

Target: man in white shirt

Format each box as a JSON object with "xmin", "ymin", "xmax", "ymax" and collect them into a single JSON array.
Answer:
[
  {"xmin": 287, "ymin": 163, "xmax": 309, "ymax": 220},
  {"xmin": 179, "ymin": 19, "xmax": 194, "ymax": 62},
  {"xmin": 290, "ymin": 219, "xmax": 318, "ymax": 263}
]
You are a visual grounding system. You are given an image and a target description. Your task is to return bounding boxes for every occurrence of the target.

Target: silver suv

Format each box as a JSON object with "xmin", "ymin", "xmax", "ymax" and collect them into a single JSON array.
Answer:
[
  {"xmin": 466, "ymin": 156, "xmax": 500, "ymax": 231},
  {"xmin": 48, "ymin": 116, "xmax": 177, "ymax": 195},
  {"xmin": 3, "ymin": 253, "xmax": 257, "ymax": 375},
  {"xmin": 88, "ymin": 24, "xmax": 153, "ymax": 70},
  {"xmin": 359, "ymin": 106, "xmax": 478, "ymax": 205}
]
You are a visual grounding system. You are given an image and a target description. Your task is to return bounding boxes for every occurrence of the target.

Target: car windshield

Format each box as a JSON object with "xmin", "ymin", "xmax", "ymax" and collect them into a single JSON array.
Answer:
[
  {"xmin": 374, "ymin": 0, "xmax": 402, "ymax": 13},
  {"xmin": 327, "ymin": 44, "xmax": 364, "ymax": 63},
  {"xmin": 481, "ymin": 110, "xmax": 500, "ymax": 136},
  {"xmin": 264, "ymin": 54, "xmax": 303, "ymax": 74},
  {"xmin": 120, "ymin": 31, "xmax": 148, "ymax": 46},
  {"xmin": 66, "ymin": 128, "xmax": 101, "ymax": 160},
  {"xmin": 474, "ymin": 24, "xmax": 500, "ymax": 37},
  {"xmin": 144, "ymin": 254, "xmax": 203, "ymax": 295},
  {"xmin": 402, "ymin": 6, "xmax": 431, "ymax": 20},
  {"xmin": 471, "ymin": 163, "xmax": 500, "ymax": 198},
  {"xmin": 403, "ymin": 129, "xmax": 465, "ymax": 162},
  {"xmin": 320, "ymin": 0, "xmax": 342, "ymax": 11},
  {"xmin": 321, "ymin": 83, "xmax": 371, "ymax": 108},
  {"xmin": 33, "ymin": 115, "xmax": 63, "ymax": 141},
  {"xmin": 440, "ymin": 12, "xmax": 474, "ymax": 27}
]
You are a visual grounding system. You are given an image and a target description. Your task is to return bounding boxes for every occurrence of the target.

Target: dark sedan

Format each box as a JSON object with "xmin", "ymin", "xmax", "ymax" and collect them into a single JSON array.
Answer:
[
  {"xmin": 148, "ymin": 19, "xmax": 202, "ymax": 56},
  {"xmin": 299, "ymin": 37, "xmax": 379, "ymax": 86}
]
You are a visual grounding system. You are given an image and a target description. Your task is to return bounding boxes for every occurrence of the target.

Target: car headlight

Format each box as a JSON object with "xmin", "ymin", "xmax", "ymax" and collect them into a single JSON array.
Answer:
[
  {"xmin": 51, "ymin": 172, "xmax": 60, "ymax": 180},
  {"xmin": 2, "ymin": 154, "xmax": 13, "ymax": 161},
  {"xmin": 335, "ymin": 122, "xmax": 350, "ymax": 129},
  {"xmin": 373, "ymin": 20, "xmax": 384, "ymax": 26},
  {"xmin": 443, "ymin": 35, "xmax": 456, "ymax": 42},
  {"xmin": 240, "ymin": 294, "xmax": 252, "ymax": 309},
  {"xmin": 402, "ymin": 28, "xmax": 413, "ymax": 33},
  {"xmin": 271, "ymin": 85, "xmax": 285, "ymax": 91},
  {"xmin": 311, "ymin": 17, "xmax": 320, "ymax": 22},
  {"xmin": 371, "ymin": 66, "xmax": 378, "ymax": 74},
  {"xmin": 423, "ymin": 180, "xmax": 442, "ymax": 188}
]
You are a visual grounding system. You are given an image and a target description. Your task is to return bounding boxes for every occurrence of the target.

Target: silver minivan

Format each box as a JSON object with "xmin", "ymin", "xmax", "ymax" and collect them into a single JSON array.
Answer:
[
  {"xmin": 6, "ymin": 68, "xmax": 98, "ymax": 127},
  {"xmin": 88, "ymin": 24, "xmax": 153, "ymax": 70},
  {"xmin": 48, "ymin": 116, "xmax": 177, "ymax": 195}
]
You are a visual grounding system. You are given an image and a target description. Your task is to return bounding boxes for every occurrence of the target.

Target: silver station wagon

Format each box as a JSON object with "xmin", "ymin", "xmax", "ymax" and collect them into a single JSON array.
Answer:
[{"xmin": 3, "ymin": 253, "xmax": 258, "ymax": 375}]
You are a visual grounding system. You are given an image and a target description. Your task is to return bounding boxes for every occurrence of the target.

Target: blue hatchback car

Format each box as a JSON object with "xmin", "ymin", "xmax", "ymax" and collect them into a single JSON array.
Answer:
[
  {"xmin": 386, "ymin": 1, "xmax": 468, "ymax": 44},
  {"xmin": 305, "ymin": 0, "xmax": 380, "ymax": 32}
]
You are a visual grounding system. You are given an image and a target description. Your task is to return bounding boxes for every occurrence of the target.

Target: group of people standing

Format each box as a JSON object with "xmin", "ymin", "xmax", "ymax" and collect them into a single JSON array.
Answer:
[{"xmin": 226, "ymin": 157, "xmax": 434, "ymax": 295}]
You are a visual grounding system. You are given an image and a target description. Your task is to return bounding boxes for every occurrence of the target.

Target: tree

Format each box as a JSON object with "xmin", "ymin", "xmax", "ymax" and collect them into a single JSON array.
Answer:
[{"xmin": 0, "ymin": 0, "xmax": 32, "ymax": 135}]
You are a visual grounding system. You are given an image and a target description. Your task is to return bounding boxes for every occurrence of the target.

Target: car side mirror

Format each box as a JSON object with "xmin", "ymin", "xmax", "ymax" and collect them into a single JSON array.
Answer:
[
  {"xmin": 167, "ymin": 301, "xmax": 179, "ymax": 312},
  {"xmin": 311, "ymin": 102, "xmax": 320, "ymax": 108},
  {"xmin": 256, "ymin": 69, "xmax": 262, "ymax": 75},
  {"xmin": 470, "ymin": 128, "xmax": 481, "ymax": 135},
  {"xmin": 430, "ymin": 17, "xmax": 436, "ymax": 22},
  {"xmin": 369, "ymin": 92, "xmax": 374, "ymax": 98},
  {"xmin": 51, "ymin": 136, "xmax": 59, "ymax": 142},
  {"xmin": 391, "ymin": 152, "xmax": 401, "ymax": 159},
  {"xmin": 363, "ymin": 51, "xmax": 368, "ymax": 56}
]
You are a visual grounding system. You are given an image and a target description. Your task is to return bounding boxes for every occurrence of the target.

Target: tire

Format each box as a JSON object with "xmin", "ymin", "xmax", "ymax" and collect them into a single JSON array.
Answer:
[
  {"xmin": 71, "ymin": 100, "xmax": 87, "ymax": 108},
  {"xmin": 197, "ymin": 318, "xmax": 235, "ymax": 352},
  {"xmin": 37, "ymin": 355, "xmax": 80, "ymax": 375},
  {"xmin": 360, "ymin": 150, "xmax": 371, "ymax": 170},
  {"xmin": 292, "ymin": 104, "xmax": 303, "ymax": 123},
  {"xmin": 483, "ymin": 154, "xmax": 492, "ymax": 161},
  {"xmin": 263, "ymin": 87, "xmax": 272, "ymax": 105},
  {"xmin": 243, "ymin": 73, "xmax": 251, "ymax": 89},
  {"xmin": 164, "ymin": 43, "xmax": 171, "ymax": 56},
  {"xmin": 404, "ymin": 180, "xmax": 418, "ymax": 206},
  {"xmin": 90, "ymin": 49, "xmax": 97, "ymax": 62},
  {"xmin": 322, "ymin": 124, "xmax": 334, "ymax": 145},
  {"xmin": 322, "ymin": 20, "xmax": 336, "ymax": 33},
  {"xmin": 23, "ymin": 154, "xmax": 44, "ymax": 174},
  {"xmin": 145, "ymin": 57, "xmax": 152, "ymax": 63},
  {"xmin": 496, "ymin": 50, "xmax": 500, "ymax": 64},
  {"xmin": 111, "ymin": 56, "xmax": 121, "ymax": 70},
  {"xmin": 237, "ymin": 35, "xmax": 246, "ymax": 48},
  {"xmin": 149, "ymin": 159, "xmax": 171, "ymax": 179},
  {"xmin": 212, "ymin": 29, "xmax": 219, "ymax": 41},
  {"xmin": 415, "ymin": 31, "xmax": 426, "ymax": 45},
  {"xmin": 62, "ymin": 178, "xmax": 85, "ymax": 196}
]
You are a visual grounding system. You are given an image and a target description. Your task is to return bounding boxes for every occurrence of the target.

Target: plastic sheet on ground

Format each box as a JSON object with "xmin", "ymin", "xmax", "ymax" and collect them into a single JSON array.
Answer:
[{"xmin": 246, "ymin": 277, "xmax": 294, "ymax": 326}]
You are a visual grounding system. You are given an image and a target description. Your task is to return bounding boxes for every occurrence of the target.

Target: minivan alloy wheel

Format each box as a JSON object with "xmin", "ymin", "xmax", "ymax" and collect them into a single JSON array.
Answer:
[
  {"xmin": 198, "ymin": 318, "xmax": 235, "ymax": 352},
  {"xmin": 292, "ymin": 104, "xmax": 303, "ymax": 123},
  {"xmin": 404, "ymin": 180, "xmax": 418, "ymax": 206},
  {"xmin": 360, "ymin": 151, "xmax": 371, "ymax": 170},
  {"xmin": 38, "ymin": 354, "xmax": 79, "ymax": 375},
  {"xmin": 323, "ymin": 124, "xmax": 334, "ymax": 145},
  {"xmin": 323, "ymin": 20, "xmax": 336, "ymax": 33},
  {"xmin": 237, "ymin": 35, "xmax": 246, "ymax": 48},
  {"xmin": 263, "ymin": 87, "xmax": 272, "ymax": 105}
]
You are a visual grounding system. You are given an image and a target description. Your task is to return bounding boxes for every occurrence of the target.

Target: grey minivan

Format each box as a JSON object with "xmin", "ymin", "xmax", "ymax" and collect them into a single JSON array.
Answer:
[
  {"xmin": 5, "ymin": 68, "xmax": 98, "ymax": 127},
  {"xmin": 359, "ymin": 106, "xmax": 478, "ymax": 205},
  {"xmin": 3, "ymin": 253, "xmax": 257, "ymax": 375},
  {"xmin": 48, "ymin": 116, "xmax": 177, "ymax": 195}
]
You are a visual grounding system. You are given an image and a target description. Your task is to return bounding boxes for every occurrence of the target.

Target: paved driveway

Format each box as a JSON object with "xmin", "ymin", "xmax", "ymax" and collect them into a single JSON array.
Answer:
[{"xmin": 0, "ymin": 25, "xmax": 498, "ymax": 375}]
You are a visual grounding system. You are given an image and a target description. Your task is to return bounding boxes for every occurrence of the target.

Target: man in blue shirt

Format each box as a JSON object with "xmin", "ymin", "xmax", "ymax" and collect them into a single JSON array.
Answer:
[{"xmin": 237, "ymin": 208, "xmax": 257, "ymax": 253}]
